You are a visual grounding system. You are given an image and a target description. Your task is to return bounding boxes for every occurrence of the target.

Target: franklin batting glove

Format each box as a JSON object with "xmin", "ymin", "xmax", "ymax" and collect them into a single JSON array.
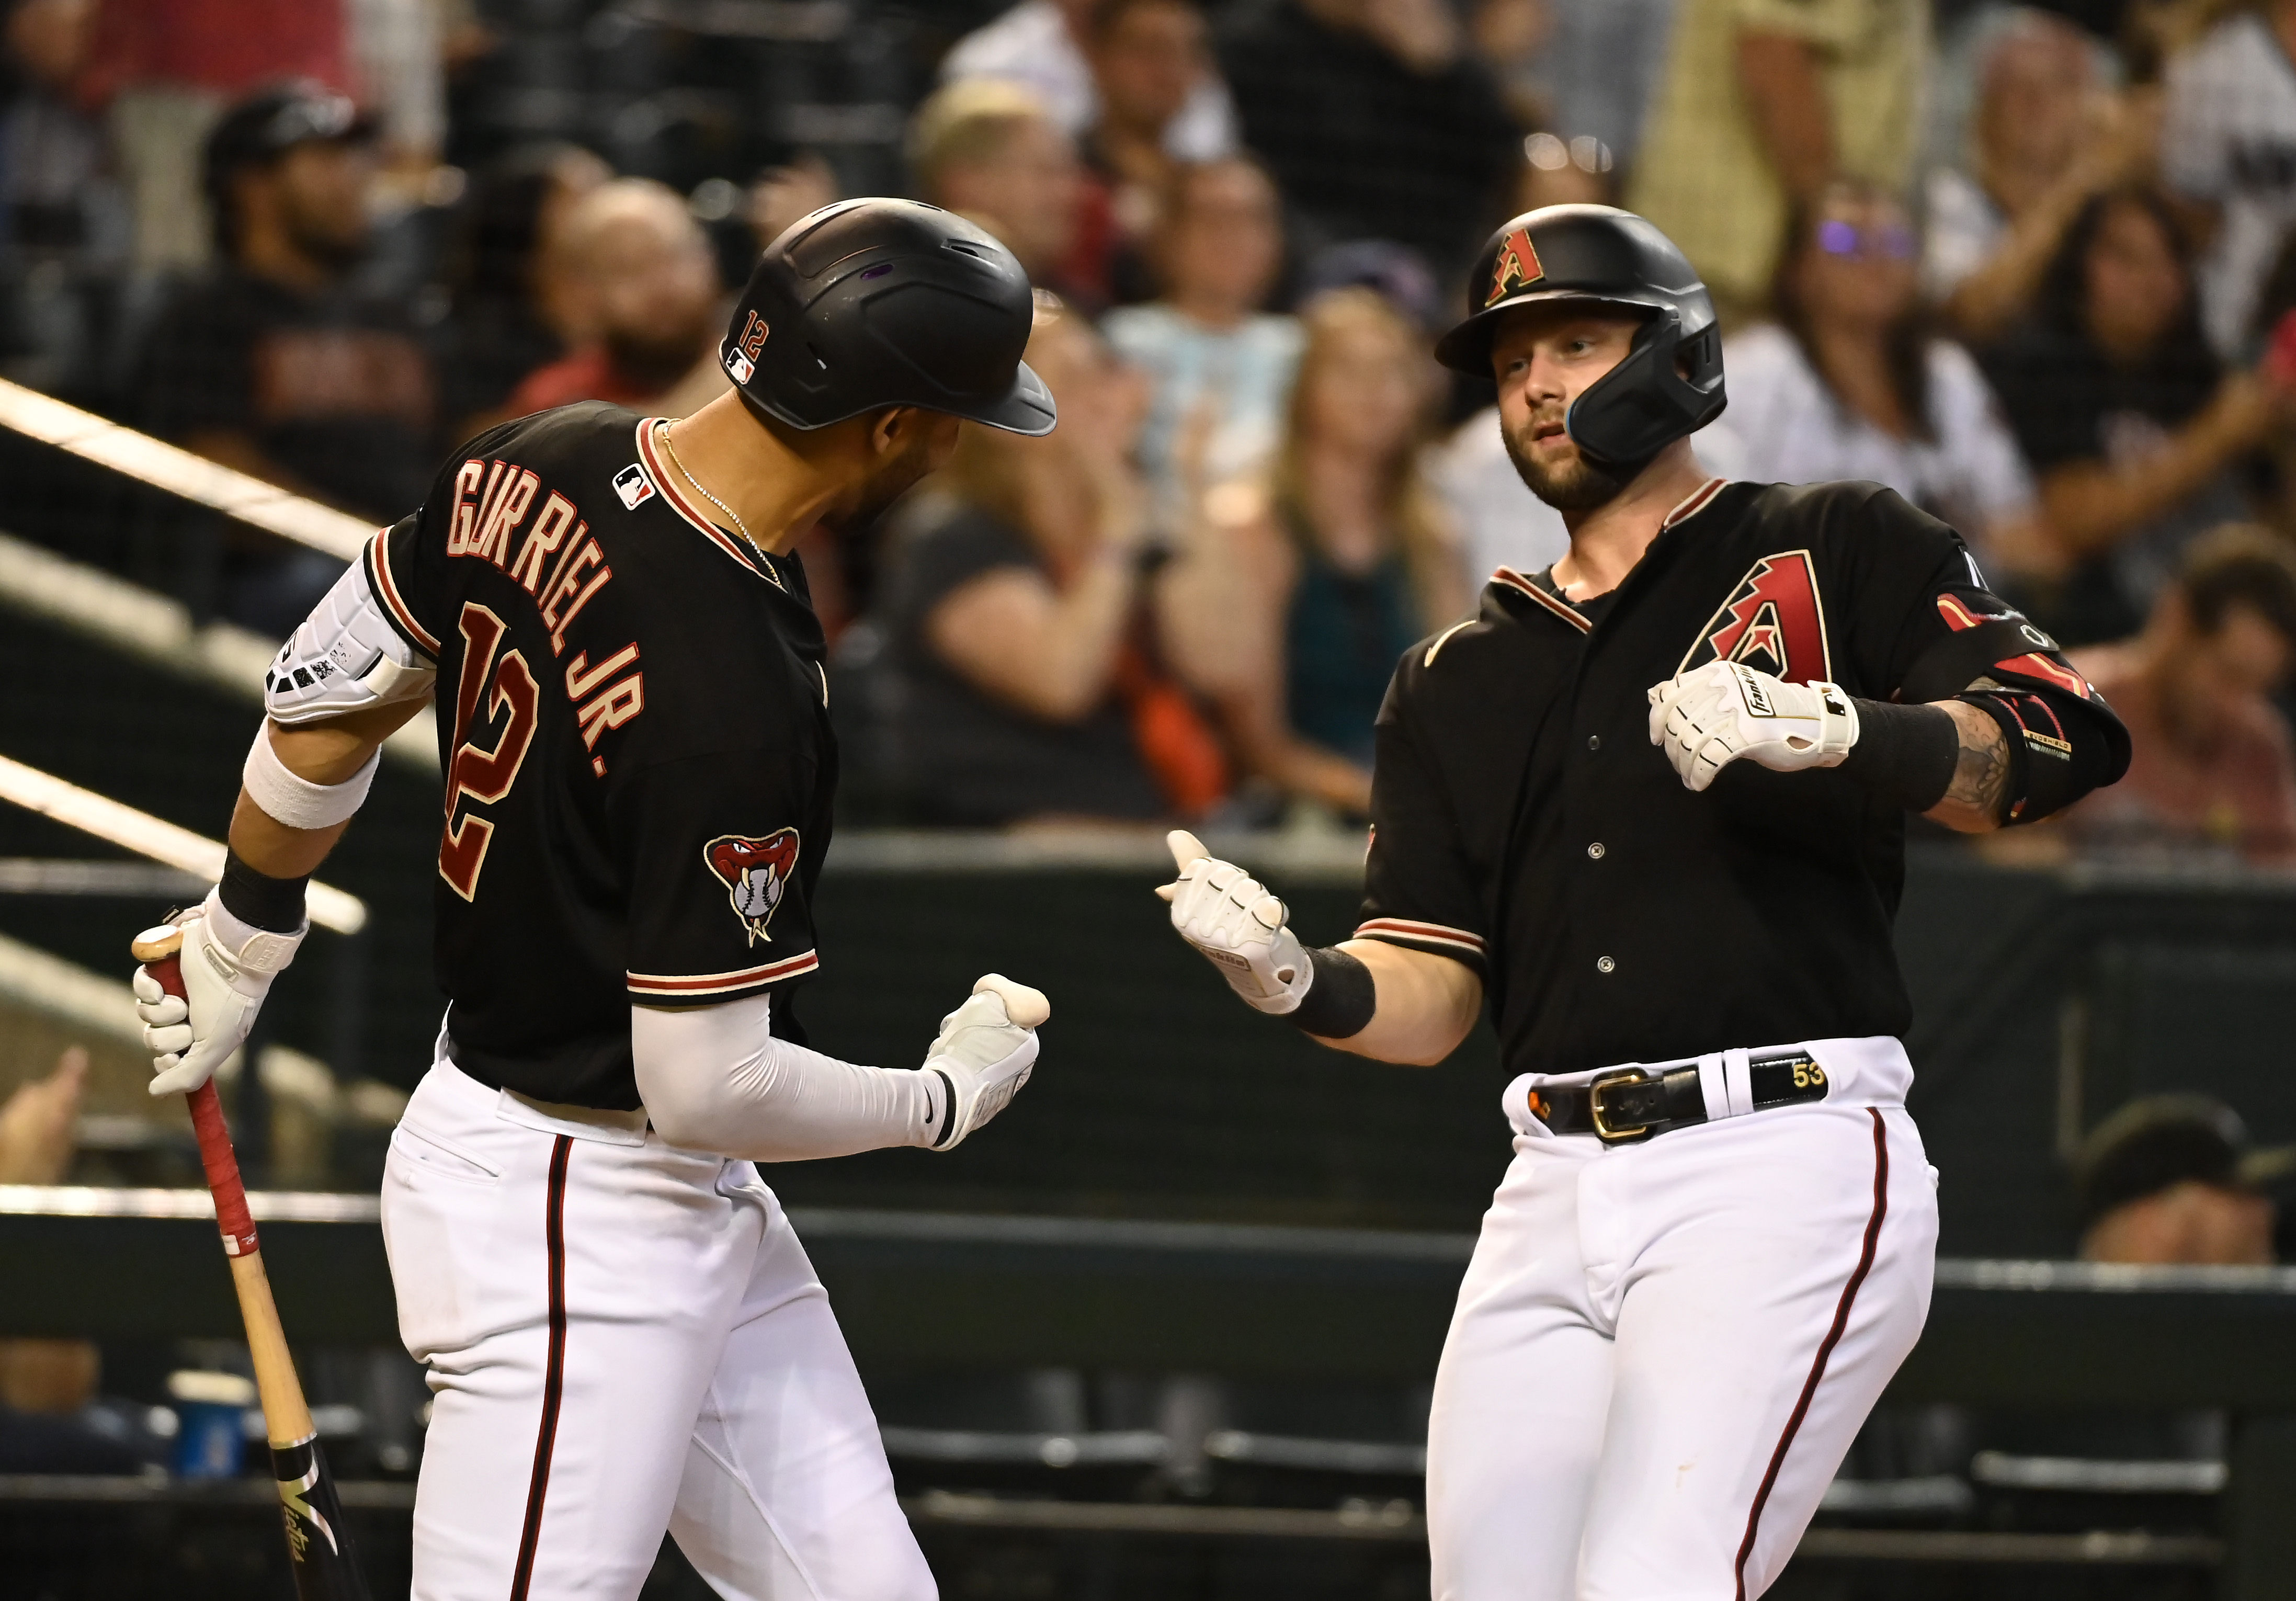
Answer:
[
  {"xmin": 1648, "ymin": 660, "xmax": 1859, "ymax": 793},
  {"xmin": 922, "ymin": 974, "xmax": 1048, "ymax": 1151},
  {"xmin": 1156, "ymin": 830, "xmax": 1312, "ymax": 1015},
  {"xmin": 132, "ymin": 890, "xmax": 305, "ymax": 1097}
]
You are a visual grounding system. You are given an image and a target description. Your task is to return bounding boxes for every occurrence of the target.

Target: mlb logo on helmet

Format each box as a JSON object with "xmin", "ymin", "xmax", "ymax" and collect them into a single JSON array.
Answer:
[
  {"xmin": 725, "ymin": 310, "xmax": 770, "ymax": 385},
  {"xmin": 611, "ymin": 463, "xmax": 655, "ymax": 510},
  {"xmin": 704, "ymin": 828, "xmax": 801, "ymax": 945},
  {"xmin": 1485, "ymin": 226, "xmax": 1543, "ymax": 308}
]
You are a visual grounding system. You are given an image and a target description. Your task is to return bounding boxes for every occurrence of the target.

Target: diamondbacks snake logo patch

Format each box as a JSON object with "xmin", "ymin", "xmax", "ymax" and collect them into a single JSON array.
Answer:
[{"xmin": 704, "ymin": 828, "xmax": 801, "ymax": 945}]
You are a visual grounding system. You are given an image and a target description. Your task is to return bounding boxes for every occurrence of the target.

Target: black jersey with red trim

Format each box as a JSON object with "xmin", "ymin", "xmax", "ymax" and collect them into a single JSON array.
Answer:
[
  {"xmin": 367, "ymin": 401, "xmax": 836, "ymax": 1109},
  {"xmin": 1357, "ymin": 479, "xmax": 2128, "ymax": 1077}
]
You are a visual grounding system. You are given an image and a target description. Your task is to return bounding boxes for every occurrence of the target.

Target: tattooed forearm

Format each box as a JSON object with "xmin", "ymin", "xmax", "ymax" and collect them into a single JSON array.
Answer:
[{"xmin": 1925, "ymin": 700, "xmax": 2013, "ymax": 833}]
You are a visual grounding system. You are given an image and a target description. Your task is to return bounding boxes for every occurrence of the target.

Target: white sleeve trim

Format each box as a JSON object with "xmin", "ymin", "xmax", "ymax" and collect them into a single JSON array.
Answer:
[{"xmin": 632, "ymin": 991, "xmax": 943, "ymax": 1160}]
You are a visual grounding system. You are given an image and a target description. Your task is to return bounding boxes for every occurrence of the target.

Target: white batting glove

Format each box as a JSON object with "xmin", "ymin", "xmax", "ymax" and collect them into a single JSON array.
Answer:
[
  {"xmin": 131, "ymin": 890, "xmax": 305, "ymax": 1097},
  {"xmin": 922, "ymin": 974, "xmax": 1049, "ymax": 1151},
  {"xmin": 1156, "ymin": 830, "xmax": 1310, "ymax": 1015},
  {"xmin": 1647, "ymin": 660, "xmax": 1859, "ymax": 793}
]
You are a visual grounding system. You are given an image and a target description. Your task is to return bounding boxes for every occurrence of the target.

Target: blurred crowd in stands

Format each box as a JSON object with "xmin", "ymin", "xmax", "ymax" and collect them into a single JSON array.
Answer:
[{"xmin": 10, "ymin": 0, "xmax": 2296, "ymax": 857}]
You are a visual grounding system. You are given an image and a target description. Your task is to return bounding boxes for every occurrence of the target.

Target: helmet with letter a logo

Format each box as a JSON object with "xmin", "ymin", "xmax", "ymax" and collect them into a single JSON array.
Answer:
[
  {"xmin": 718, "ymin": 197, "xmax": 1055, "ymax": 437},
  {"xmin": 1434, "ymin": 205, "xmax": 1724, "ymax": 468}
]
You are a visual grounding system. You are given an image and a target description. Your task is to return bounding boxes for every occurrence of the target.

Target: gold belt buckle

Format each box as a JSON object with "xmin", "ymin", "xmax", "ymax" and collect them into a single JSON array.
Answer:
[{"xmin": 1587, "ymin": 1069, "xmax": 1656, "ymax": 1144}]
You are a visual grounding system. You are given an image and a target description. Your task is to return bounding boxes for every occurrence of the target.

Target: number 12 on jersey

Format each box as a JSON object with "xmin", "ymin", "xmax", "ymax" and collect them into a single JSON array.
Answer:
[{"xmin": 440, "ymin": 603, "xmax": 540, "ymax": 900}]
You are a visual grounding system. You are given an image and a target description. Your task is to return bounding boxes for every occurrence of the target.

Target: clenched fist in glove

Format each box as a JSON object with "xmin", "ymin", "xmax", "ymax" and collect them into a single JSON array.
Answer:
[
  {"xmin": 1156, "ymin": 830, "xmax": 1311, "ymax": 1015},
  {"xmin": 1647, "ymin": 660, "xmax": 1859, "ymax": 793},
  {"xmin": 131, "ymin": 890, "xmax": 304, "ymax": 1096},
  {"xmin": 924, "ymin": 974, "xmax": 1049, "ymax": 1151}
]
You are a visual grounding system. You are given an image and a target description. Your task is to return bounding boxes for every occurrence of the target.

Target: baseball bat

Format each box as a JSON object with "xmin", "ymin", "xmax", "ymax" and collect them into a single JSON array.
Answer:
[{"xmin": 132, "ymin": 924, "xmax": 372, "ymax": 1601}]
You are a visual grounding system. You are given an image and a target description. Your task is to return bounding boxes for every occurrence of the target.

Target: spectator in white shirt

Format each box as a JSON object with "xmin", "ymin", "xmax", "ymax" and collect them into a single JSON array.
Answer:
[
  {"xmin": 2161, "ymin": 0, "xmax": 2296, "ymax": 359},
  {"xmin": 940, "ymin": 0, "xmax": 1237, "ymax": 162},
  {"xmin": 1698, "ymin": 181, "xmax": 2043, "ymax": 571}
]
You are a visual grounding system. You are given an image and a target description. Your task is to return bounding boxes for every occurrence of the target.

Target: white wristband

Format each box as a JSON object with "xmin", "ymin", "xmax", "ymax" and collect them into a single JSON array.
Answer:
[{"xmin": 242, "ymin": 724, "xmax": 379, "ymax": 831}]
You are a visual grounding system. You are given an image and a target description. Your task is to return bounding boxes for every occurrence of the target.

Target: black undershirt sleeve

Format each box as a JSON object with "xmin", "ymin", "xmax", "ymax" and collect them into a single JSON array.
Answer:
[{"xmin": 1840, "ymin": 698, "xmax": 1960, "ymax": 813}]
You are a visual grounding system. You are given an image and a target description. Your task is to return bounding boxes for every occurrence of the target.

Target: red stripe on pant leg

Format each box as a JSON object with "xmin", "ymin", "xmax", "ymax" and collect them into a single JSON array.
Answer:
[
  {"xmin": 1732, "ymin": 1109, "xmax": 1890, "ymax": 1600},
  {"xmin": 509, "ymin": 1135, "xmax": 574, "ymax": 1601}
]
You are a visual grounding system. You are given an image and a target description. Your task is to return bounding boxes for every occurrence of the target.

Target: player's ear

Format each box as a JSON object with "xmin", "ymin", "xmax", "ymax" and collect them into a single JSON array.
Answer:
[{"xmin": 868, "ymin": 406, "xmax": 917, "ymax": 458}]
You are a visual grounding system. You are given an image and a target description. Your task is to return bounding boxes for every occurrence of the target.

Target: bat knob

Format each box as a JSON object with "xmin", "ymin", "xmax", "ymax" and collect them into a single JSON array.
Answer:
[{"xmin": 131, "ymin": 924, "xmax": 185, "ymax": 964}]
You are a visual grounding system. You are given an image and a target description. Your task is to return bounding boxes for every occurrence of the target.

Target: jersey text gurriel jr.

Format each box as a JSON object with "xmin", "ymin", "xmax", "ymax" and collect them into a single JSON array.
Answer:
[{"xmin": 369, "ymin": 401, "xmax": 838, "ymax": 1109}]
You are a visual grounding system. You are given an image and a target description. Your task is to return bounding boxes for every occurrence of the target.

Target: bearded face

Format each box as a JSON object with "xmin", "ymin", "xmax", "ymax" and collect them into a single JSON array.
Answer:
[{"xmin": 1501, "ymin": 401, "xmax": 1634, "ymax": 512}]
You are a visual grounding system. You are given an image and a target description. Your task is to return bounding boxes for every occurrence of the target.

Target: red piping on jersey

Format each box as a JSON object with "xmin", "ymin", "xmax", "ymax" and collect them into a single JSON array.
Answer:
[
  {"xmin": 1354, "ymin": 917, "xmax": 1487, "ymax": 956},
  {"xmin": 1487, "ymin": 481, "xmax": 1728, "ymax": 632},
  {"xmin": 626, "ymin": 949, "xmax": 820, "ymax": 998},
  {"xmin": 367, "ymin": 529, "xmax": 439, "ymax": 654},
  {"xmin": 1491, "ymin": 569, "xmax": 1591, "ymax": 634},
  {"xmin": 509, "ymin": 1134, "xmax": 574, "ymax": 1601},
  {"xmin": 1662, "ymin": 477, "xmax": 1729, "ymax": 529},
  {"xmin": 634, "ymin": 419, "xmax": 783, "ymax": 586},
  {"xmin": 1733, "ymin": 1108, "xmax": 1890, "ymax": 1599}
]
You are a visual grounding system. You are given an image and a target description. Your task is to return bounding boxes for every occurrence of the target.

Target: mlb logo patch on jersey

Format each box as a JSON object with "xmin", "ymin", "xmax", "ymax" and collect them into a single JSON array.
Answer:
[
  {"xmin": 612, "ymin": 463, "xmax": 655, "ymax": 510},
  {"xmin": 704, "ymin": 828, "xmax": 801, "ymax": 946},
  {"xmin": 1677, "ymin": 550, "xmax": 1832, "ymax": 684}
]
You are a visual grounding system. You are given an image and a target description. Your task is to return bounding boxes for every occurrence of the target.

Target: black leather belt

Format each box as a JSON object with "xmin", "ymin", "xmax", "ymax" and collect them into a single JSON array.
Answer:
[{"xmin": 1529, "ymin": 1050, "xmax": 1832, "ymax": 1145}]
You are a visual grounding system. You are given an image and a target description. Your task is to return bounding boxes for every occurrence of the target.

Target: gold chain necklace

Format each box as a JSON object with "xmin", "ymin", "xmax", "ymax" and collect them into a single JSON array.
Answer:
[{"xmin": 657, "ymin": 420, "xmax": 774, "ymax": 574}]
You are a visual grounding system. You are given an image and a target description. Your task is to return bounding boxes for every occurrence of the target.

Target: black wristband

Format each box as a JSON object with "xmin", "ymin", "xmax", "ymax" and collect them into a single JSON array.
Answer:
[
  {"xmin": 1840, "ymin": 699, "xmax": 1960, "ymax": 813},
  {"xmin": 1287, "ymin": 946, "xmax": 1377, "ymax": 1039},
  {"xmin": 218, "ymin": 846, "xmax": 309, "ymax": 934}
]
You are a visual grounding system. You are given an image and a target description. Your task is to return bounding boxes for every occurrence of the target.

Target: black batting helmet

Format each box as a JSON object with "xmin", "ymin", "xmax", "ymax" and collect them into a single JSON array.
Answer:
[
  {"xmin": 1435, "ymin": 205, "xmax": 1724, "ymax": 467},
  {"xmin": 720, "ymin": 198, "xmax": 1055, "ymax": 436}
]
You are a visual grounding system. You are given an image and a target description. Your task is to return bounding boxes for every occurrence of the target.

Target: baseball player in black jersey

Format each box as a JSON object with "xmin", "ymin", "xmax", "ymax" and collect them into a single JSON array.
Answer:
[
  {"xmin": 131, "ymin": 200, "xmax": 1062, "ymax": 1601},
  {"xmin": 1160, "ymin": 206, "xmax": 2131, "ymax": 1599}
]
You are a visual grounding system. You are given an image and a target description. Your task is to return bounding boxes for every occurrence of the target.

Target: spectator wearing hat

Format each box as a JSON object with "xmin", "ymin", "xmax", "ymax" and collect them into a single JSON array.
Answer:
[
  {"xmin": 2065, "ymin": 526, "xmax": 2296, "ymax": 864},
  {"xmin": 505, "ymin": 179, "xmax": 725, "ymax": 419},
  {"xmin": 82, "ymin": 0, "xmax": 350, "ymax": 274},
  {"xmin": 135, "ymin": 81, "xmax": 438, "ymax": 632},
  {"xmin": 2076, "ymin": 1095, "xmax": 2275, "ymax": 1266}
]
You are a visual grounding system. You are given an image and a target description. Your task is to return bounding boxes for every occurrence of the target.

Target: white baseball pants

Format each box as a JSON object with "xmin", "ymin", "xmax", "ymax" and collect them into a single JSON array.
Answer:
[
  {"xmin": 381, "ymin": 1054, "xmax": 935, "ymax": 1601},
  {"xmin": 1427, "ymin": 1037, "xmax": 1938, "ymax": 1601}
]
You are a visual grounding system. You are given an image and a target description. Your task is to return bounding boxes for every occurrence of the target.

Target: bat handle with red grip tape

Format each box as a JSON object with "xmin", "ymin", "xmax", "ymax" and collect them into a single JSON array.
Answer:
[
  {"xmin": 132, "ymin": 925, "xmax": 367, "ymax": 1600},
  {"xmin": 132, "ymin": 924, "xmax": 260, "ymax": 1258}
]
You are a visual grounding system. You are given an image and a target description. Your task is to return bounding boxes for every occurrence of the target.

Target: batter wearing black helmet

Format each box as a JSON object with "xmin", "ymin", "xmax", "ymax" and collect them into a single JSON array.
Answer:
[
  {"xmin": 130, "ymin": 199, "xmax": 1055, "ymax": 1600},
  {"xmin": 1156, "ymin": 206, "xmax": 2130, "ymax": 1598}
]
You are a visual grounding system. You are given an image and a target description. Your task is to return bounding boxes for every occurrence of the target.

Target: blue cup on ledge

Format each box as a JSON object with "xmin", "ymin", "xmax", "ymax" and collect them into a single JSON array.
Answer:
[{"xmin": 167, "ymin": 1370, "xmax": 256, "ymax": 1479}]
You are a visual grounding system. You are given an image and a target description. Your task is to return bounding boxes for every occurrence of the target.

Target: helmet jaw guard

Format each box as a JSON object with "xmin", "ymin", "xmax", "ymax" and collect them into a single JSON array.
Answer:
[
  {"xmin": 1565, "ymin": 308, "xmax": 1724, "ymax": 468},
  {"xmin": 1437, "ymin": 204, "xmax": 1725, "ymax": 468},
  {"xmin": 720, "ymin": 198, "xmax": 1056, "ymax": 438}
]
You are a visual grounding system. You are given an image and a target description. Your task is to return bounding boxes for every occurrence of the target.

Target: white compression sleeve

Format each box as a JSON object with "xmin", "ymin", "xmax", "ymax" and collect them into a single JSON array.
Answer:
[{"xmin": 630, "ymin": 992, "xmax": 946, "ymax": 1161}]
